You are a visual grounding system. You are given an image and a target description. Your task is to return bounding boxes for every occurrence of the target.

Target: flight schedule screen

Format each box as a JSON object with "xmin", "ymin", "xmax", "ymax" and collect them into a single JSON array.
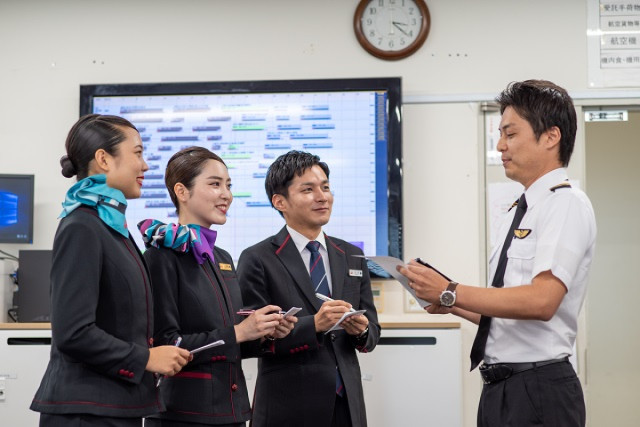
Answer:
[{"xmin": 93, "ymin": 89, "xmax": 389, "ymax": 260}]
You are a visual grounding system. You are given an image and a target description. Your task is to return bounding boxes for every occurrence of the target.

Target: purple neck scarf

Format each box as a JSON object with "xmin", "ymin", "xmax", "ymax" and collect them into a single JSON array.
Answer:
[{"xmin": 138, "ymin": 219, "xmax": 217, "ymax": 264}]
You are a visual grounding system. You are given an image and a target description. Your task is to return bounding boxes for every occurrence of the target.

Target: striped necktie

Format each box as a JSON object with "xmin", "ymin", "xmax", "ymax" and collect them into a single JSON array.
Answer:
[
  {"xmin": 307, "ymin": 240, "xmax": 330, "ymax": 297},
  {"xmin": 306, "ymin": 240, "xmax": 344, "ymax": 396}
]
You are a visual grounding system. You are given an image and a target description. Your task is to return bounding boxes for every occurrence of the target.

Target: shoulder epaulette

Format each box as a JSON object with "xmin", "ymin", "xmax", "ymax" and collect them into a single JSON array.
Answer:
[{"xmin": 550, "ymin": 182, "xmax": 572, "ymax": 192}]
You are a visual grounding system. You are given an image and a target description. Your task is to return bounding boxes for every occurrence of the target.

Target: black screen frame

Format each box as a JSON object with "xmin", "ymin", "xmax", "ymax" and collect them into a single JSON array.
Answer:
[{"xmin": 80, "ymin": 77, "xmax": 403, "ymax": 259}]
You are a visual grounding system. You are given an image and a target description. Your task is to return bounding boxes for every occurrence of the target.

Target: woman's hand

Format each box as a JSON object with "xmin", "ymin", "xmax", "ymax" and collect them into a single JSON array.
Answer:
[
  {"xmin": 234, "ymin": 305, "xmax": 282, "ymax": 343},
  {"xmin": 271, "ymin": 315, "xmax": 298, "ymax": 339},
  {"xmin": 146, "ymin": 345, "xmax": 191, "ymax": 376}
]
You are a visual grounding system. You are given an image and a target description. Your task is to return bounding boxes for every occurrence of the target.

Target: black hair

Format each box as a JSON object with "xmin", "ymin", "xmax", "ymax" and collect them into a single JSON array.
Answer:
[
  {"xmin": 265, "ymin": 150, "xmax": 330, "ymax": 216},
  {"xmin": 165, "ymin": 146, "xmax": 226, "ymax": 214},
  {"xmin": 60, "ymin": 114, "xmax": 138, "ymax": 180},
  {"xmin": 496, "ymin": 79, "xmax": 577, "ymax": 167}
]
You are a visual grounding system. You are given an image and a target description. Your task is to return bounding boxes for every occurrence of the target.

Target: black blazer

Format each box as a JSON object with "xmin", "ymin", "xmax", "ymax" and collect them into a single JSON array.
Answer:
[
  {"xmin": 237, "ymin": 226, "xmax": 380, "ymax": 427},
  {"xmin": 31, "ymin": 207, "xmax": 160, "ymax": 418},
  {"xmin": 144, "ymin": 245, "xmax": 260, "ymax": 425}
]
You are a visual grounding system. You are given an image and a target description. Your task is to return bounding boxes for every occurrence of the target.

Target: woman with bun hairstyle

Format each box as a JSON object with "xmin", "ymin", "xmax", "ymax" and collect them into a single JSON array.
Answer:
[
  {"xmin": 139, "ymin": 146, "xmax": 297, "ymax": 427},
  {"xmin": 31, "ymin": 114, "xmax": 191, "ymax": 427}
]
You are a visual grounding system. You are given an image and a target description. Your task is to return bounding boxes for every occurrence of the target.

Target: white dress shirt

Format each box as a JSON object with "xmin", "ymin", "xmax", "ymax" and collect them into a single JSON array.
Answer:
[{"xmin": 485, "ymin": 168, "xmax": 597, "ymax": 363}]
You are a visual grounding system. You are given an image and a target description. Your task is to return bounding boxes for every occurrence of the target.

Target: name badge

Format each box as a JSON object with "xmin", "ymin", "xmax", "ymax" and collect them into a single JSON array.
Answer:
[
  {"xmin": 219, "ymin": 263, "xmax": 233, "ymax": 271},
  {"xmin": 349, "ymin": 269, "xmax": 363, "ymax": 277}
]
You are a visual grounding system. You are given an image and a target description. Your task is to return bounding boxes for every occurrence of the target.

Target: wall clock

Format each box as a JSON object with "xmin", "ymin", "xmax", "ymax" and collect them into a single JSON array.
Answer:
[{"xmin": 354, "ymin": 0, "xmax": 431, "ymax": 60}]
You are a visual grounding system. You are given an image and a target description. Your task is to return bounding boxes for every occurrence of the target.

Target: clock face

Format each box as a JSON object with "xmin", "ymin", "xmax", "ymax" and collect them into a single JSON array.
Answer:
[
  {"xmin": 361, "ymin": 0, "xmax": 423, "ymax": 52},
  {"xmin": 354, "ymin": 0, "xmax": 430, "ymax": 59}
]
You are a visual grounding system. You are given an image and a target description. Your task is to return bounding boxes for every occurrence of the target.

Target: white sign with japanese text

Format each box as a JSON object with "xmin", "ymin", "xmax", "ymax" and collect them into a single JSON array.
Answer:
[{"xmin": 588, "ymin": 0, "xmax": 640, "ymax": 86}]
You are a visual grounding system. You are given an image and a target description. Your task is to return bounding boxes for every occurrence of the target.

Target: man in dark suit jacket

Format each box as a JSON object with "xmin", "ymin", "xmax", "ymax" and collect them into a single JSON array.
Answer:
[{"xmin": 237, "ymin": 150, "xmax": 380, "ymax": 427}]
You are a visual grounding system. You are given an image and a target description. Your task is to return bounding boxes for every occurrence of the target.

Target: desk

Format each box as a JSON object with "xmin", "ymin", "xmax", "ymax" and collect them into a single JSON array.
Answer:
[
  {"xmin": 2, "ymin": 322, "xmax": 462, "ymax": 426},
  {"xmin": 0, "ymin": 324, "xmax": 51, "ymax": 425}
]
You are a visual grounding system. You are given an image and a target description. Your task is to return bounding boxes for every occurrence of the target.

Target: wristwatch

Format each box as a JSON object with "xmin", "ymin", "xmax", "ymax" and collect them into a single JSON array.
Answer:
[{"xmin": 439, "ymin": 281, "xmax": 459, "ymax": 307}]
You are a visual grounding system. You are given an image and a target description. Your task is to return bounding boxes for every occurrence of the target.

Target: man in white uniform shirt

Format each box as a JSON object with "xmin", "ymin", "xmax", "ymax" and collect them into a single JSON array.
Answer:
[{"xmin": 399, "ymin": 80, "xmax": 596, "ymax": 426}]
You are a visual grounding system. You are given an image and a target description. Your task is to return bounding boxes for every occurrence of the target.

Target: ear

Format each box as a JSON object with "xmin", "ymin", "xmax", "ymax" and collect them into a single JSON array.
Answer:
[
  {"xmin": 272, "ymin": 194, "xmax": 287, "ymax": 215},
  {"xmin": 543, "ymin": 126, "xmax": 561, "ymax": 151},
  {"xmin": 174, "ymin": 182, "xmax": 190, "ymax": 204},
  {"xmin": 93, "ymin": 149, "xmax": 110, "ymax": 173}
]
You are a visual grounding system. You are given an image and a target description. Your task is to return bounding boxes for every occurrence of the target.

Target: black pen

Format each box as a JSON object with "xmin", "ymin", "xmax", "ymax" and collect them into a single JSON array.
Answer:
[{"xmin": 415, "ymin": 257, "xmax": 453, "ymax": 282}]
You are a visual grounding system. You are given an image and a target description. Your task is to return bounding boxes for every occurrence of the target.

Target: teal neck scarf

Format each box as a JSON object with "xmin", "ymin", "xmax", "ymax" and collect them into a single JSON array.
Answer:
[{"xmin": 59, "ymin": 174, "xmax": 129, "ymax": 238}]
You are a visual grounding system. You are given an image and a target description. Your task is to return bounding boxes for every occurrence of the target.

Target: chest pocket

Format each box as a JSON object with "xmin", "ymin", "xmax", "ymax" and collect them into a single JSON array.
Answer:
[{"xmin": 505, "ymin": 238, "xmax": 536, "ymax": 286}]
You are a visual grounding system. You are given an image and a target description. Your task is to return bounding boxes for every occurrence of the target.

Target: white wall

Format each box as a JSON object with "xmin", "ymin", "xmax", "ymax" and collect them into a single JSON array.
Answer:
[
  {"xmin": 584, "ymin": 112, "xmax": 640, "ymax": 426},
  {"xmin": 0, "ymin": 1, "xmax": 595, "ymax": 426}
]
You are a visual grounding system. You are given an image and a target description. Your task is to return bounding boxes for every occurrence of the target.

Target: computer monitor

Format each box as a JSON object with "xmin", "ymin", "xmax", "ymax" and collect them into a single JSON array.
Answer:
[
  {"xmin": 0, "ymin": 174, "xmax": 34, "ymax": 244},
  {"xmin": 80, "ymin": 78, "xmax": 403, "ymax": 261}
]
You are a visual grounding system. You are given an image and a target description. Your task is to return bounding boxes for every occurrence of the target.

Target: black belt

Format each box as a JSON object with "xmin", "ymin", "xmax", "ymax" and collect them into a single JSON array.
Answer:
[{"xmin": 479, "ymin": 357, "xmax": 569, "ymax": 384}]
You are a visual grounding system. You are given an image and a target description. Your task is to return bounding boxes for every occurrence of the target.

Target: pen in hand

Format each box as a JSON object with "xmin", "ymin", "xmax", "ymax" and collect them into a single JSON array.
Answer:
[
  {"xmin": 315, "ymin": 293, "xmax": 356, "ymax": 312},
  {"xmin": 156, "ymin": 336, "xmax": 182, "ymax": 387},
  {"xmin": 236, "ymin": 309, "xmax": 285, "ymax": 316}
]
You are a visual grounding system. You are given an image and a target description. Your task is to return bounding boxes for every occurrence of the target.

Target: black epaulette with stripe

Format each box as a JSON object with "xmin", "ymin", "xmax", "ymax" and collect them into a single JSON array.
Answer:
[{"xmin": 550, "ymin": 182, "xmax": 572, "ymax": 192}]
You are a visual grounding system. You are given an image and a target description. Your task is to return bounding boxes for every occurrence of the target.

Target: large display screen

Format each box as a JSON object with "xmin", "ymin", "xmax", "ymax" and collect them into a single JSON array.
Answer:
[
  {"xmin": 0, "ymin": 174, "xmax": 34, "ymax": 244},
  {"xmin": 80, "ymin": 78, "xmax": 402, "ymax": 261}
]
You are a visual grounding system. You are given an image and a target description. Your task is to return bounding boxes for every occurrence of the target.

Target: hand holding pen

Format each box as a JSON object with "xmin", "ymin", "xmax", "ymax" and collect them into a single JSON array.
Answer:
[
  {"xmin": 313, "ymin": 293, "xmax": 355, "ymax": 332},
  {"xmin": 146, "ymin": 337, "xmax": 190, "ymax": 384},
  {"xmin": 234, "ymin": 305, "xmax": 283, "ymax": 343},
  {"xmin": 156, "ymin": 337, "xmax": 183, "ymax": 387},
  {"xmin": 315, "ymin": 293, "xmax": 356, "ymax": 312}
]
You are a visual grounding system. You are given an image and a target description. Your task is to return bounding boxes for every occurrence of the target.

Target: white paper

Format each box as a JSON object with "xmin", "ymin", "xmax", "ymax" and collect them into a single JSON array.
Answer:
[
  {"xmin": 325, "ymin": 310, "xmax": 367, "ymax": 334},
  {"xmin": 283, "ymin": 307, "xmax": 302, "ymax": 317},
  {"xmin": 358, "ymin": 255, "xmax": 431, "ymax": 308},
  {"xmin": 190, "ymin": 339, "xmax": 225, "ymax": 354}
]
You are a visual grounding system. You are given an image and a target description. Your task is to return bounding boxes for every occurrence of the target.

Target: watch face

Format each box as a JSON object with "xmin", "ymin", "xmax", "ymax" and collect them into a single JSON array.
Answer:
[
  {"xmin": 360, "ymin": 0, "xmax": 424, "ymax": 52},
  {"xmin": 440, "ymin": 291, "xmax": 455, "ymax": 307}
]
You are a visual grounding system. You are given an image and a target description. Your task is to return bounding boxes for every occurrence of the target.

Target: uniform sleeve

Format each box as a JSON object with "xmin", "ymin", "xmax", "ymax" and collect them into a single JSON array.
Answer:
[
  {"xmin": 144, "ymin": 248, "xmax": 239, "ymax": 365},
  {"xmin": 532, "ymin": 192, "xmax": 597, "ymax": 289},
  {"xmin": 50, "ymin": 220, "xmax": 149, "ymax": 384},
  {"xmin": 349, "ymin": 251, "xmax": 381, "ymax": 353},
  {"xmin": 237, "ymin": 247, "xmax": 321, "ymax": 356}
]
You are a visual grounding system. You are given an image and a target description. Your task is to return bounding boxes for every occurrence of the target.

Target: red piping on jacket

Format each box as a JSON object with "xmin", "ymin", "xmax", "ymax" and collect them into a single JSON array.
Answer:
[
  {"xmin": 174, "ymin": 371, "xmax": 212, "ymax": 380},
  {"xmin": 275, "ymin": 234, "xmax": 291, "ymax": 255}
]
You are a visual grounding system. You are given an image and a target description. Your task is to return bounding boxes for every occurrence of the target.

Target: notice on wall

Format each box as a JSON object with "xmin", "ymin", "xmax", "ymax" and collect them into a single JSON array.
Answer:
[{"xmin": 588, "ymin": 0, "xmax": 640, "ymax": 86}]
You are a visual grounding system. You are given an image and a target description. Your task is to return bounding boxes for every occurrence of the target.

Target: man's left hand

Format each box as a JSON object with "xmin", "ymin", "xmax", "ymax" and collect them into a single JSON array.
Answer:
[
  {"xmin": 397, "ymin": 260, "xmax": 450, "ymax": 303},
  {"xmin": 342, "ymin": 314, "xmax": 368, "ymax": 336}
]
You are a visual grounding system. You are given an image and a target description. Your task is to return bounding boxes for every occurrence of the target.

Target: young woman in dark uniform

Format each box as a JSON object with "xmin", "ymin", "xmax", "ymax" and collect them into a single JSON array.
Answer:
[
  {"xmin": 31, "ymin": 114, "xmax": 191, "ymax": 427},
  {"xmin": 139, "ymin": 147, "xmax": 296, "ymax": 427}
]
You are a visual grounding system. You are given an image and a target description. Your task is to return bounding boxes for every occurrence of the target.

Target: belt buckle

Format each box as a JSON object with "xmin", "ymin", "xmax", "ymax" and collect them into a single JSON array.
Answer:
[
  {"xmin": 479, "ymin": 364, "xmax": 493, "ymax": 384},
  {"xmin": 479, "ymin": 364, "xmax": 513, "ymax": 384}
]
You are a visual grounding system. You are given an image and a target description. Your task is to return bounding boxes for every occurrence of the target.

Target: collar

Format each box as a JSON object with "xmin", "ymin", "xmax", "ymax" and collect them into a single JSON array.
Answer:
[
  {"xmin": 286, "ymin": 225, "xmax": 327, "ymax": 254},
  {"xmin": 524, "ymin": 168, "xmax": 569, "ymax": 209}
]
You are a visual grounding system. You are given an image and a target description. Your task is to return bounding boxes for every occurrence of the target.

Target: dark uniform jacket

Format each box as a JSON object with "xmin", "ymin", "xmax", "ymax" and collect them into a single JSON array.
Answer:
[
  {"xmin": 31, "ymin": 207, "xmax": 160, "ymax": 417},
  {"xmin": 237, "ymin": 226, "xmax": 380, "ymax": 427},
  {"xmin": 144, "ymin": 245, "xmax": 260, "ymax": 425}
]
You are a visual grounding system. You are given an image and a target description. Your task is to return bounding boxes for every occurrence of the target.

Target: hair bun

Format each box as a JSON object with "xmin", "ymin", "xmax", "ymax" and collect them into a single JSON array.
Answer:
[{"xmin": 60, "ymin": 155, "xmax": 77, "ymax": 178}]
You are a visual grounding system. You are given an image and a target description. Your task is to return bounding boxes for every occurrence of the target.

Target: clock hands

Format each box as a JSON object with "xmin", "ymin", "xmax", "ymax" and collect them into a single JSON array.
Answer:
[
  {"xmin": 392, "ymin": 21, "xmax": 410, "ymax": 36},
  {"xmin": 389, "ymin": 7, "xmax": 395, "ymax": 35}
]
